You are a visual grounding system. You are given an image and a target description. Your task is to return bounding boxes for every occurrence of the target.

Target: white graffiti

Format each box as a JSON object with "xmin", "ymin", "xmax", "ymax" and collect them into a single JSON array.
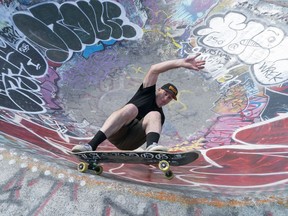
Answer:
[{"xmin": 194, "ymin": 11, "xmax": 288, "ymax": 86}]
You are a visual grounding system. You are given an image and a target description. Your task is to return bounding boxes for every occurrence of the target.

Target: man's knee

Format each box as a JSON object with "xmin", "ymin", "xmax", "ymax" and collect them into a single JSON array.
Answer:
[
  {"xmin": 143, "ymin": 111, "xmax": 161, "ymax": 124},
  {"xmin": 118, "ymin": 103, "xmax": 138, "ymax": 119},
  {"xmin": 146, "ymin": 111, "xmax": 161, "ymax": 119}
]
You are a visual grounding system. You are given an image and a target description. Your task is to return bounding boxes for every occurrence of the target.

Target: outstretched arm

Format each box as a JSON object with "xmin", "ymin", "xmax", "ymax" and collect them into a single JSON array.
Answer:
[{"xmin": 143, "ymin": 53, "xmax": 205, "ymax": 88}]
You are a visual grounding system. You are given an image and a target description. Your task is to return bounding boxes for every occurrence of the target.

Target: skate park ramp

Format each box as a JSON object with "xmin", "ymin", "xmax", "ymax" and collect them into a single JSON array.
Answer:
[{"xmin": 1, "ymin": 0, "xmax": 288, "ymax": 215}]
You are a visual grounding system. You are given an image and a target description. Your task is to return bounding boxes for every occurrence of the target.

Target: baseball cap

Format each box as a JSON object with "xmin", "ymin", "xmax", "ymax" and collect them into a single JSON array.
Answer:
[{"xmin": 161, "ymin": 83, "xmax": 178, "ymax": 100}]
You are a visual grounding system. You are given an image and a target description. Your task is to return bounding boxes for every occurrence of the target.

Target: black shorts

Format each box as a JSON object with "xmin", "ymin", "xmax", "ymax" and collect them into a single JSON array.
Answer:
[{"xmin": 107, "ymin": 119, "xmax": 146, "ymax": 150}]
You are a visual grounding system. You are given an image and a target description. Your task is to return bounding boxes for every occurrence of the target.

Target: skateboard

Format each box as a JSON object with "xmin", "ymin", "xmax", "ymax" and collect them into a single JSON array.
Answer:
[{"xmin": 71, "ymin": 150, "xmax": 200, "ymax": 179}]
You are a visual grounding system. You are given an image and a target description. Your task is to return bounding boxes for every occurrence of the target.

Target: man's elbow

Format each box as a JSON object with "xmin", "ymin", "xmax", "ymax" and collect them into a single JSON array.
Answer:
[{"xmin": 149, "ymin": 64, "xmax": 160, "ymax": 74}]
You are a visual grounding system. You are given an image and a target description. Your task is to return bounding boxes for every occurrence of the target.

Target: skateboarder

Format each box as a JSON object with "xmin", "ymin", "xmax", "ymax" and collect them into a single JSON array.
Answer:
[{"xmin": 72, "ymin": 54, "xmax": 205, "ymax": 152}]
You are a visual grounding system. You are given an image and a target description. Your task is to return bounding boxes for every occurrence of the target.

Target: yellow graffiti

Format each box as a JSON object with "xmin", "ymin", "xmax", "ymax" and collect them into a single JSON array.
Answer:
[
  {"xmin": 169, "ymin": 137, "xmax": 206, "ymax": 152},
  {"xmin": 143, "ymin": 28, "xmax": 182, "ymax": 48},
  {"xmin": 212, "ymin": 85, "xmax": 248, "ymax": 114},
  {"xmin": 217, "ymin": 74, "xmax": 234, "ymax": 83},
  {"xmin": 168, "ymin": 90, "xmax": 193, "ymax": 112},
  {"xmin": 131, "ymin": 65, "xmax": 144, "ymax": 74}
]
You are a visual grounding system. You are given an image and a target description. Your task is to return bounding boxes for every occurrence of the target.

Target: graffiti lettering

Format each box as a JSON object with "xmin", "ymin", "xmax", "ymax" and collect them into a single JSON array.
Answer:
[
  {"xmin": 194, "ymin": 11, "xmax": 288, "ymax": 86},
  {"xmin": 258, "ymin": 62, "xmax": 284, "ymax": 83},
  {"xmin": 12, "ymin": 0, "xmax": 143, "ymax": 63},
  {"xmin": 0, "ymin": 25, "xmax": 20, "ymax": 44},
  {"xmin": 103, "ymin": 197, "xmax": 159, "ymax": 215},
  {"xmin": 0, "ymin": 39, "xmax": 47, "ymax": 113}
]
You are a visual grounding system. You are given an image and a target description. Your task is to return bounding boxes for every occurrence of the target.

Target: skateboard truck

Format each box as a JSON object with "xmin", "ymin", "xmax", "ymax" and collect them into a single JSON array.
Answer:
[{"xmin": 78, "ymin": 162, "xmax": 103, "ymax": 175}]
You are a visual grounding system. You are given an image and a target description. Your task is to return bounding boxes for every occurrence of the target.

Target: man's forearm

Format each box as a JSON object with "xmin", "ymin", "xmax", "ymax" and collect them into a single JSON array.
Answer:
[{"xmin": 149, "ymin": 59, "xmax": 183, "ymax": 75}]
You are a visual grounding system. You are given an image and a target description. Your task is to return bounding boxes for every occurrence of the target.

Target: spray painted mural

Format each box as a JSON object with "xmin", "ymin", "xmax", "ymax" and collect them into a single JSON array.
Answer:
[{"xmin": 1, "ymin": 0, "xmax": 288, "ymax": 194}]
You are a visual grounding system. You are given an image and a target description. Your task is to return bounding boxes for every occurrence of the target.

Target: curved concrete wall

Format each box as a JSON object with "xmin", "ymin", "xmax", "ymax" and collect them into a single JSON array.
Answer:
[{"xmin": 1, "ymin": 0, "xmax": 288, "ymax": 215}]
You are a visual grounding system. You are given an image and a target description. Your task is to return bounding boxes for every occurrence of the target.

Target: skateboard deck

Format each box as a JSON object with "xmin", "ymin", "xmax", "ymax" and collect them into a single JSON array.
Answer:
[{"xmin": 71, "ymin": 150, "xmax": 200, "ymax": 179}]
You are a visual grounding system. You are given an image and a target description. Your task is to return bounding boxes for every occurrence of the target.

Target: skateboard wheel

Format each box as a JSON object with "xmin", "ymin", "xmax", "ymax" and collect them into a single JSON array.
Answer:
[
  {"xmin": 159, "ymin": 160, "xmax": 170, "ymax": 172},
  {"xmin": 164, "ymin": 170, "xmax": 174, "ymax": 180},
  {"xmin": 94, "ymin": 166, "xmax": 103, "ymax": 175},
  {"xmin": 78, "ymin": 162, "xmax": 88, "ymax": 173}
]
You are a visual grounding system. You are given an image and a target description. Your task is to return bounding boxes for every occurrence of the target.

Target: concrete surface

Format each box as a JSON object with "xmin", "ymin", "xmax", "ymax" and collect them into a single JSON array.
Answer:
[{"xmin": 1, "ymin": 0, "xmax": 288, "ymax": 215}]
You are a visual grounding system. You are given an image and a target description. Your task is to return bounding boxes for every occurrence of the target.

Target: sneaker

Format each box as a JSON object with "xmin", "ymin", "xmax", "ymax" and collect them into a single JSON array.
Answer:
[
  {"xmin": 146, "ymin": 143, "xmax": 168, "ymax": 152},
  {"xmin": 72, "ymin": 143, "xmax": 93, "ymax": 152},
  {"xmin": 133, "ymin": 146, "xmax": 145, "ymax": 152}
]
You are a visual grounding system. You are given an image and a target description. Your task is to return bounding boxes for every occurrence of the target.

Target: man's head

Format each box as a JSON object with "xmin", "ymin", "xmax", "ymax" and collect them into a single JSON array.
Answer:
[
  {"xmin": 161, "ymin": 83, "xmax": 178, "ymax": 100},
  {"xmin": 156, "ymin": 83, "xmax": 178, "ymax": 107}
]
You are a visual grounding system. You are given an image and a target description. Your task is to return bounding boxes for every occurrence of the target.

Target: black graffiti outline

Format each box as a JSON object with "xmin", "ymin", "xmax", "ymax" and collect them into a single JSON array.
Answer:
[
  {"xmin": 0, "ymin": 38, "xmax": 47, "ymax": 113},
  {"xmin": 12, "ymin": 0, "xmax": 143, "ymax": 63}
]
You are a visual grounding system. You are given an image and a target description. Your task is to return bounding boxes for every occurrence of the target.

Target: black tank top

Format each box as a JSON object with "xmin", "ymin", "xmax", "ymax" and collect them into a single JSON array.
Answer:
[{"xmin": 127, "ymin": 84, "xmax": 165, "ymax": 125}]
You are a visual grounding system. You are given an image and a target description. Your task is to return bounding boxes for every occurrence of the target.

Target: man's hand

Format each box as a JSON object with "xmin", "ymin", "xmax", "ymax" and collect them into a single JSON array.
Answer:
[{"xmin": 183, "ymin": 53, "xmax": 206, "ymax": 71}]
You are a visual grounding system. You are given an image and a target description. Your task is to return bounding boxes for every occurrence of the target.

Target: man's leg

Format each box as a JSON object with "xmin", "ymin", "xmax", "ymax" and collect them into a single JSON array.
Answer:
[
  {"xmin": 72, "ymin": 104, "xmax": 138, "ymax": 152},
  {"xmin": 88, "ymin": 131, "xmax": 107, "ymax": 151},
  {"xmin": 100, "ymin": 103, "xmax": 138, "ymax": 138},
  {"xmin": 90, "ymin": 103, "xmax": 138, "ymax": 150},
  {"xmin": 142, "ymin": 111, "xmax": 167, "ymax": 151}
]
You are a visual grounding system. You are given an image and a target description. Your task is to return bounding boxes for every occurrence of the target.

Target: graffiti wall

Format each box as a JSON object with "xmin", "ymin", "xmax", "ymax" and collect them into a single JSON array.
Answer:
[{"xmin": 1, "ymin": 0, "xmax": 288, "ymax": 195}]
